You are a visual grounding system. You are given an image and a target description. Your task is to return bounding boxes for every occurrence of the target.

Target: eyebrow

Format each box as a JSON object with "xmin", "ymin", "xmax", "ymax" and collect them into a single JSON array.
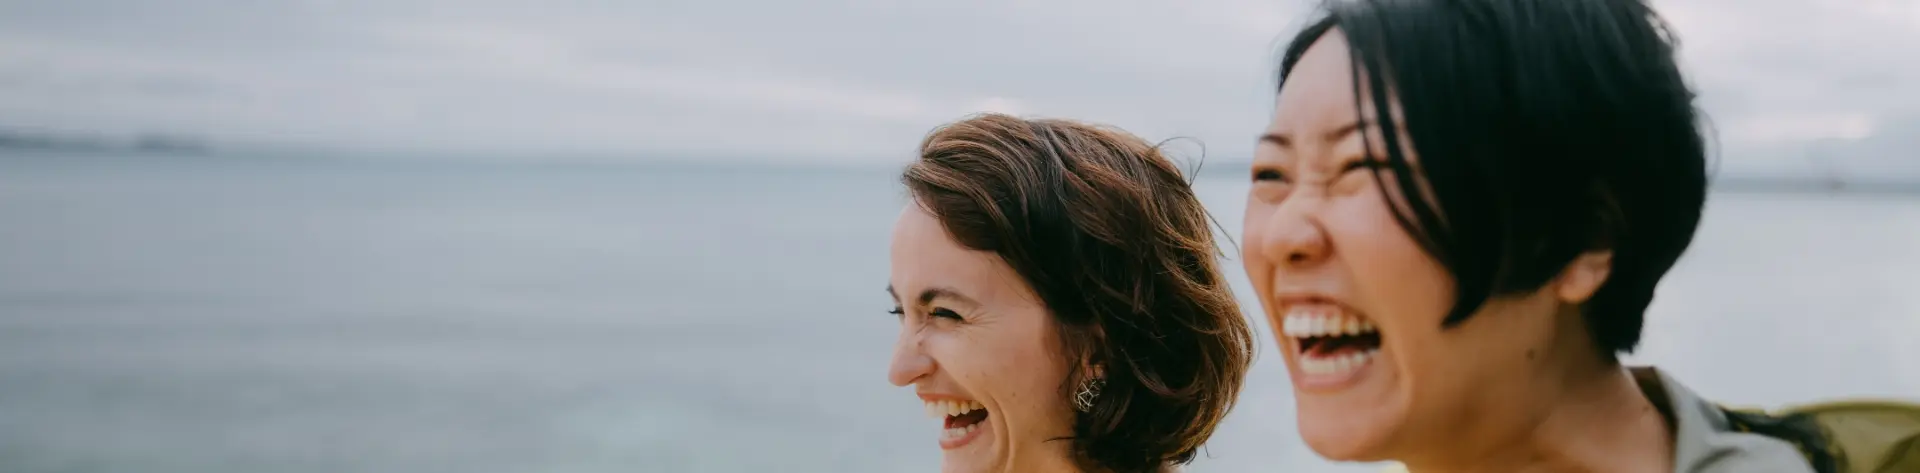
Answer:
[
  {"xmin": 1260, "ymin": 119, "xmax": 1374, "ymax": 149},
  {"xmin": 885, "ymin": 284, "xmax": 979, "ymax": 307}
]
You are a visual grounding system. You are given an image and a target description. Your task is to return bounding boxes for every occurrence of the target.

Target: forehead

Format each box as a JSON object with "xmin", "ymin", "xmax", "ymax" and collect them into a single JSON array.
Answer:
[
  {"xmin": 888, "ymin": 204, "xmax": 1032, "ymax": 303},
  {"xmin": 1273, "ymin": 30, "xmax": 1361, "ymax": 131}
]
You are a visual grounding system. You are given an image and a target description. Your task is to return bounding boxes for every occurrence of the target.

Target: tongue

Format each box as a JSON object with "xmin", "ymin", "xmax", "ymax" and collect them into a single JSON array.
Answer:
[{"xmin": 947, "ymin": 409, "xmax": 989, "ymax": 429}]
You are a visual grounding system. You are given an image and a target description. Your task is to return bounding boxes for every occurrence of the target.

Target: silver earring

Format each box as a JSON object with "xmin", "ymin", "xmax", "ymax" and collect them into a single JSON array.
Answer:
[{"xmin": 1073, "ymin": 377, "xmax": 1106, "ymax": 413}]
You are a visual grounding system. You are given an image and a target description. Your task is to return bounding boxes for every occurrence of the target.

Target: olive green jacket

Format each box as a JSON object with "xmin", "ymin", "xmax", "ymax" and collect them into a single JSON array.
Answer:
[
  {"xmin": 1634, "ymin": 368, "xmax": 1814, "ymax": 472},
  {"xmin": 1378, "ymin": 369, "xmax": 1919, "ymax": 473},
  {"xmin": 1637, "ymin": 367, "xmax": 1920, "ymax": 473}
]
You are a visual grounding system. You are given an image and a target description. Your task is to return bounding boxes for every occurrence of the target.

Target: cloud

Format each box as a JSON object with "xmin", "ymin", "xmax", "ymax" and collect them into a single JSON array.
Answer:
[
  {"xmin": 1723, "ymin": 112, "xmax": 1877, "ymax": 144},
  {"xmin": 1817, "ymin": 112, "xmax": 1920, "ymax": 179},
  {"xmin": 0, "ymin": 0, "xmax": 1914, "ymax": 172},
  {"xmin": 1661, "ymin": 0, "xmax": 1920, "ymax": 176}
]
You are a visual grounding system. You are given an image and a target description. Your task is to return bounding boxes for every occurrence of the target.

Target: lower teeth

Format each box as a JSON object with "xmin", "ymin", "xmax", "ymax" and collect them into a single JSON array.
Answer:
[
  {"xmin": 1301, "ymin": 348, "xmax": 1378, "ymax": 375},
  {"xmin": 943, "ymin": 423, "xmax": 978, "ymax": 439}
]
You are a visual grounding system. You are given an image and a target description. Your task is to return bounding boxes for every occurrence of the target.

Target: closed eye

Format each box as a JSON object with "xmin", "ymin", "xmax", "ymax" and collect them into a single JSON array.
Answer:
[
  {"xmin": 1252, "ymin": 167, "xmax": 1288, "ymax": 183},
  {"xmin": 929, "ymin": 307, "xmax": 964, "ymax": 321},
  {"xmin": 888, "ymin": 307, "xmax": 904, "ymax": 318},
  {"xmin": 1340, "ymin": 158, "xmax": 1388, "ymax": 174}
]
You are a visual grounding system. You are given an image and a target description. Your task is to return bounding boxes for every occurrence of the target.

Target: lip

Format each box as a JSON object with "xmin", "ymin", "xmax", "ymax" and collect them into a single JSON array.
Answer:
[
  {"xmin": 939, "ymin": 416, "xmax": 989, "ymax": 450},
  {"xmin": 1267, "ymin": 290, "xmax": 1357, "ymax": 351},
  {"xmin": 916, "ymin": 393, "xmax": 975, "ymax": 402},
  {"xmin": 1270, "ymin": 291, "xmax": 1353, "ymax": 311},
  {"xmin": 1269, "ymin": 290, "xmax": 1379, "ymax": 392},
  {"xmin": 1289, "ymin": 350, "xmax": 1378, "ymax": 392},
  {"xmin": 918, "ymin": 392, "xmax": 989, "ymax": 450}
]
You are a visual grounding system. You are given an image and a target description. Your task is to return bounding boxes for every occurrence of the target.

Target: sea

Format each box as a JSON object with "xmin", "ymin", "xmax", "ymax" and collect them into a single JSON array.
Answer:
[{"xmin": 1, "ymin": 152, "xmax": 1915, "ymax": 473}]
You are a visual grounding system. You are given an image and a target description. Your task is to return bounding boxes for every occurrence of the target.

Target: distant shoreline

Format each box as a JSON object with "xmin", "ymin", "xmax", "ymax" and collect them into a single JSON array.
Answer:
[
  {"xmin": 6, "ymin": 150, "xmax": 1915, "ymax": 196},
  {"xmin": 1709, "ymin": 178, "xmax": 1920, "ymax": 196},
  {"xmin": 0, "ymin": 128, "xmax": 211, "ymax": 156},
  {"xmin": 1189, "ymin": 160, "xmax": 1920, "ymax": 196}
]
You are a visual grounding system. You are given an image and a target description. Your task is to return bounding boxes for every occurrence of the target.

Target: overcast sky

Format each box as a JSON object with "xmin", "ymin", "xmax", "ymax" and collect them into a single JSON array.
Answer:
[{"xmin": 0, "ymin": 0, "xmax": 1915, "ymax": 175}]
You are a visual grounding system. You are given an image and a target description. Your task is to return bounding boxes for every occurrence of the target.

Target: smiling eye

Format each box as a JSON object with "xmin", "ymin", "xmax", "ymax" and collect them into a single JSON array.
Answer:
[
  {"xmin": 929, "ymin": 307, "xmax": 964, "ymax": 321},
  {"xmin": 888, "ymin": 307, "xmax": 904, "ymax": 318},
  {"xmin": 1340, "ymin": 158, "xmax": 1388, "ymax": 174},
  {"xmin": 1252, "ymin": 168, "xmax": 1289, "ymax": 183}
]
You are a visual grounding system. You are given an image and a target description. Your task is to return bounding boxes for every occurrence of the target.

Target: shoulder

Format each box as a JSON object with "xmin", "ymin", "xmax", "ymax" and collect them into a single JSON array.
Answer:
[
  {"xmin": 1774, "ymin": 400, "xmax": 1920, "ymax": 473},
  {"xmin": 1633, "ymin": 368, "xmax": 1818, "ymax": 473},
  {"xmin": 1686, "ymin": 434, "xmax": 1817, "ymax": 473}
]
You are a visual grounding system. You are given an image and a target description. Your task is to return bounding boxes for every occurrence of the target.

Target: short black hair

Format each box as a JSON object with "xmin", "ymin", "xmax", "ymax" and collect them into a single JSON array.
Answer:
[{"xmin": 1276, "ymin": 0, "xmax": 1709, "ymax": 355}]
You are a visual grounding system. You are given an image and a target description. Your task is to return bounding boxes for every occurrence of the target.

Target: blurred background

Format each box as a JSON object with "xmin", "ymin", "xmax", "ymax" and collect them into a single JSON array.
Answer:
[{"xmin": 1, "ymin": 0, "xmax": 1915, "ymax": 472}]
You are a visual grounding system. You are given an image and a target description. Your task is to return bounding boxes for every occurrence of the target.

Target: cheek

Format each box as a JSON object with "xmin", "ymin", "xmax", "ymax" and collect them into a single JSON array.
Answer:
[
  {"xmin": 1239, "ymin": 197, "xmax": 1263, "ymax": 250},
  {"xmin": 1006, "ymin": 326, "xmax": 1073, "ymax": 433},
  {"xmin": 1324, "ymin": 192, "xmax": 1456, "ymax": 367},
  {"xmin": 994, "ymin": 342, "xmax": 1067, "ymax": 415},
  {"xmin": 941, "ymin": 319, "xmax": 1072, "ymax": 432},
  {"xmin": 1325, "ymin": 193, "xmax": 1452, "ymax": 313},
  {"xmin": 1240, "ymin": 201, "xmax": 1276, "ymax": 287}
]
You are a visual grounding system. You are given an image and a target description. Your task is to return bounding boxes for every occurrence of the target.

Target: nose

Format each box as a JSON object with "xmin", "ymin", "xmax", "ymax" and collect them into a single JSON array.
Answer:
[
  {"xmin": 1251, "ymin": 194, "xmax": 1331, "ymax": 268},
  {"xmin": 887, "ymin": 324, "xmax": 933, "ymax": 387}
]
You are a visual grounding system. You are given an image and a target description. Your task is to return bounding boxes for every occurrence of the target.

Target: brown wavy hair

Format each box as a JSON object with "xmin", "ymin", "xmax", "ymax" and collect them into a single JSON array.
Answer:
[{"xmin": 902, "ymin": 113, "xmax": 1255, "ymax": 473}]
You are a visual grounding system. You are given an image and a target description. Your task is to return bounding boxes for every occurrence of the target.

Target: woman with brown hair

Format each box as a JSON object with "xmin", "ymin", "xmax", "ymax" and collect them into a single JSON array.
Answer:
[{"xmin": 885, "ymin": 113, "xmax": 1255, "ymax": 473}]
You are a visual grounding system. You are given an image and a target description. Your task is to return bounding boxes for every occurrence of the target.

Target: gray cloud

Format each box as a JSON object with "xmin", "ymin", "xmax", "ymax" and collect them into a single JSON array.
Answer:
[
  {"xmin": 0, "ymin": 0, "xmax": 1914, "ymax": 175},
  {"xmin": 1664, "ymin": 0, "xmax": 1920, "ymax": 177}
]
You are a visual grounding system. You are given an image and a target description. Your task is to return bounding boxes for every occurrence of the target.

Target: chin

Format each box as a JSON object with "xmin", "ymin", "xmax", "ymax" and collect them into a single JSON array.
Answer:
[
  {"xmin": 941, "ymin": 455, "xmax": 980, "ymax": 473},
  {"xmin": 1294, "ymin": 393, "xmax": 1402, "ymax": 462},
  {"xmin": 1301, "ymin": 429, "xmax": 1389, "ymax": 462},
  {"xmin": 1298, "ymin": 419, "xmax": 1382, "ymax": 461},
  {"xmin": 939, "ymin": 442, "xmax": 997, "ymax": 473}
]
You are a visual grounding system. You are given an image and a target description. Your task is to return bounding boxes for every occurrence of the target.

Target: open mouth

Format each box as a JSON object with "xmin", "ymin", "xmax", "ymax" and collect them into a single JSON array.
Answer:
[
  {"xmin": 1282, "ymin": 306, "xmax": 1381, "ymax": 375},
  {"xmin": 926, "ymin": 399, "xmax": 989, "ymax": 441}
]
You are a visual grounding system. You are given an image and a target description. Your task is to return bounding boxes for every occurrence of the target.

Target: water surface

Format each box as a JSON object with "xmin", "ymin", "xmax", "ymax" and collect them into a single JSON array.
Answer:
[{"xmin": 1, "ymin": 155, "xmax": 1913, "ymax": 472}]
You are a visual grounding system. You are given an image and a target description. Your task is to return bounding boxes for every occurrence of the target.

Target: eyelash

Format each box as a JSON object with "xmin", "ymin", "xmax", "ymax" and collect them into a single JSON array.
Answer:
[
  {"xmin": 1343, "ymin": 159, "xmax": 1387, "ymax": 174},
  {"xmin": 1252, "ymin": 159, "xmax": 1385, "ymax": 184},
  {"xmin": 887, "ymin": 306, "xmax": 964, "ymax": 322}
]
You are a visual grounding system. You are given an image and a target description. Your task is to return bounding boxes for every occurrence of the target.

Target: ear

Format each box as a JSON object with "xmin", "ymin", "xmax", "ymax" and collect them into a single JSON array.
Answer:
[
  {"xmin": 1076, "ymin": 326, "xmax": 1108, "ymax": 380},
  {"xmin": 1079, "ymin": 359, "xmax": 1105, "ymax": 380},
  {"xmin": 1554, "ymin": 250, "xmax": 1613, "ymax": 304}
]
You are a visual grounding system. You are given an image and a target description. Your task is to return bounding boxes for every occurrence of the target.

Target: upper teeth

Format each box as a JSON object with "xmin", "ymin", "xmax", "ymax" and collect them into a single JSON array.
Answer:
[
  {"xmin": 1282, "ymin": 308, "xmax": 1376, "ymax": 338},
  {"xmin": 924, "ymin": 399, "xmax": 984, "ymax": 419}
]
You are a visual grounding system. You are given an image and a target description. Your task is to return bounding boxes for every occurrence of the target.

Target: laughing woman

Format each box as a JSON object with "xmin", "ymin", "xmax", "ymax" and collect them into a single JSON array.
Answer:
[
  {"xmin": 885, "ymin": 114, "xmax": 1255, "ymax": 473},
  {"xmin": 1242, "ymin": 1, "xmax": 1919, "ymax": 472}
]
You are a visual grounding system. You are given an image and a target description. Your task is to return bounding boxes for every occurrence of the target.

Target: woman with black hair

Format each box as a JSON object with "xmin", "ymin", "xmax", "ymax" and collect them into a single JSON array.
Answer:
[{"xmin": 1238, "ymin": 1, "xmax": 1920, "ymax": 472}]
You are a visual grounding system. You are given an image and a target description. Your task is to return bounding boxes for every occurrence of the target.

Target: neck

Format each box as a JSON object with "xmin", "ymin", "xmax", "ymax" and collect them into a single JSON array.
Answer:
[
  {"xmin": 1406, "ymin": 361, "xmax": 1673, "ymax": 473},
  {"xmin": 1405, "ymin": 303, "xmax": 1673, "ymax": 473},
  {"xmin": 1008, "ymin": 444, "xmax": 1170, "ymax": 473},
  {"xmin": 1004, "ymin": 438, "xmax": 1085, "ymax": 473}
]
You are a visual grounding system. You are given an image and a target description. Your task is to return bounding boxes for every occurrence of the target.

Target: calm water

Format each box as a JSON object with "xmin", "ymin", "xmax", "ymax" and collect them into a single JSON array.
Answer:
[{"xmin": 1, "ymin": 154, "xmax": 1914, "ymax": 472}]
